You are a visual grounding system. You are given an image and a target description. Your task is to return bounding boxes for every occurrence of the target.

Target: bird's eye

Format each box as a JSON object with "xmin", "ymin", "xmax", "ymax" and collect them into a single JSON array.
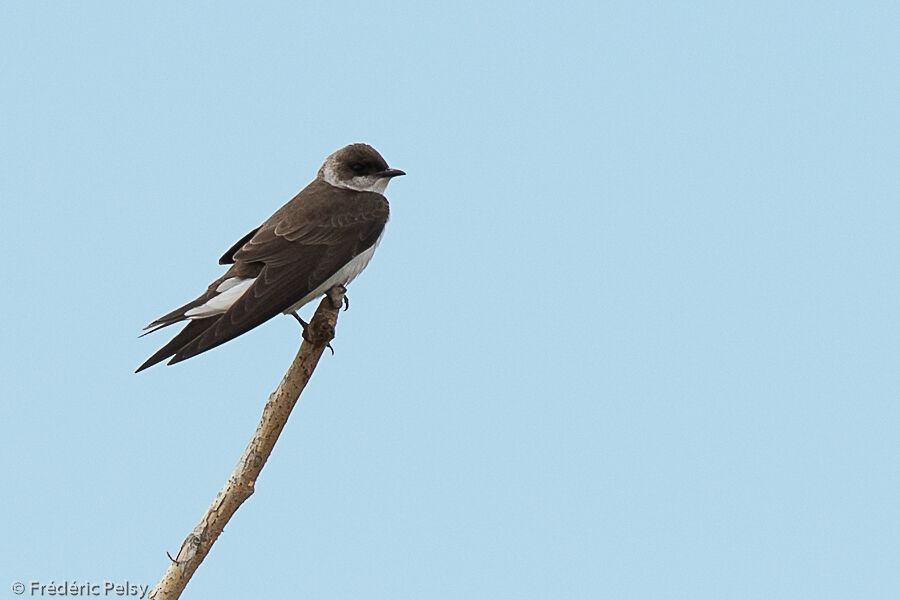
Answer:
[{"xmin": 350, "ymin": 162, "xmax": 366, "ymax": 174}]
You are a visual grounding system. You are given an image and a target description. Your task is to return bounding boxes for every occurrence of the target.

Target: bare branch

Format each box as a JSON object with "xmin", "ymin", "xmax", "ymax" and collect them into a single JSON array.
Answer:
[{"xmin": 148, "ymin": 285, "xmax": 347, "ymax": 600}]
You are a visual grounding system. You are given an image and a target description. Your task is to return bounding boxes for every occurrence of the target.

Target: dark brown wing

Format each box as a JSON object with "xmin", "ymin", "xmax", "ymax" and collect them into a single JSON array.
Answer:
[
  {"xmin": 219, "ymin": 227, "xmax": 260, "ymax": 264},
  {"xmin": 165, "ymin": 183, "xmax": 389, "ymax": 364}
]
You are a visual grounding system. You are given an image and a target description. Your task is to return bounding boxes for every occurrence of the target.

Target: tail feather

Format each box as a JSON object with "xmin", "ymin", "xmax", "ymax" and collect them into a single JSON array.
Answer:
[
  {"xmin": 141, "ymin": 290, "xmax": 219, "ymax": 333},
  {"xmin": 135, "ymin": 317, "xmax": 220, "ymax": 372}
]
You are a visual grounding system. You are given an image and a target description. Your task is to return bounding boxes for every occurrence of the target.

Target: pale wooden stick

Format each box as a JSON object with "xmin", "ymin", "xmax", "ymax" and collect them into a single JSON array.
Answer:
[{"xmin": 149, "ymin": 286, "xmax": 347, "ymax": 600}]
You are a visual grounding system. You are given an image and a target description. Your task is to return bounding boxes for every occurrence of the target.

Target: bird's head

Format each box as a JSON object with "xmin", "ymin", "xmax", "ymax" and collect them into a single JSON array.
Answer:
[{"xmin": 319, "ymin": 143, "xmax": 405, "ymax": 193}]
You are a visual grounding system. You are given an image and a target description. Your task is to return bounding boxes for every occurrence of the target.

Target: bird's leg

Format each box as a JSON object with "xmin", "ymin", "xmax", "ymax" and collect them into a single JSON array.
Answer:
[
  {"xmin": 290, "ymin": 311, "xmax": 312, "ymax": 342},
  {"xmin": 289, "ymin": 311, "xmax": 309, "ymax": 330}
]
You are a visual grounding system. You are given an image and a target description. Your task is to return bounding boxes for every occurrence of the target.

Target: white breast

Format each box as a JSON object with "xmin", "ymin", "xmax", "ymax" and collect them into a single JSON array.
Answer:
[{"xmin": 282, "ymin": 231, "xmax": 383, "ymax": 314}]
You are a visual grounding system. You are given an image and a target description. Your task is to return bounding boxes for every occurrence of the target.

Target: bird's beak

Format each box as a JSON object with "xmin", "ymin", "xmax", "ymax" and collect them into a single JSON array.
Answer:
[{"xmin": 376, "ymin": 168, "xmax": 406, "ymax": 178}]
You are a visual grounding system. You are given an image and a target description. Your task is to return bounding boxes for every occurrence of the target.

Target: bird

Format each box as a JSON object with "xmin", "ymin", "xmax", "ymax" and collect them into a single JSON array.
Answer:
[{"xmin": 136, "ymin": 143, "xmax": 404, "ymax": 372}]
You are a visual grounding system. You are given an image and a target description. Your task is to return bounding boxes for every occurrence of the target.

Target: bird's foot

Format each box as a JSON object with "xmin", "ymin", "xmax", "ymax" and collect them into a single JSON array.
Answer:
[
  {"xmin": 290, "ymin": 288, "xmax": 344, "ymax": 351},
  {"xmin": 326, "ymin": 284, "xmax": 348, "ymax": 310},
  {"xmin": 291, "ymin": 309, "xmax": 336, "ymax": 351}
]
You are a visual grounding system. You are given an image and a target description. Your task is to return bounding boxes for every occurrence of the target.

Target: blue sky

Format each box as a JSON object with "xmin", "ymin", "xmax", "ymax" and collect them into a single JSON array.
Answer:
[{"xmin": 2, "ymin": 1, "xmax": 899, "ymax": 598}]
